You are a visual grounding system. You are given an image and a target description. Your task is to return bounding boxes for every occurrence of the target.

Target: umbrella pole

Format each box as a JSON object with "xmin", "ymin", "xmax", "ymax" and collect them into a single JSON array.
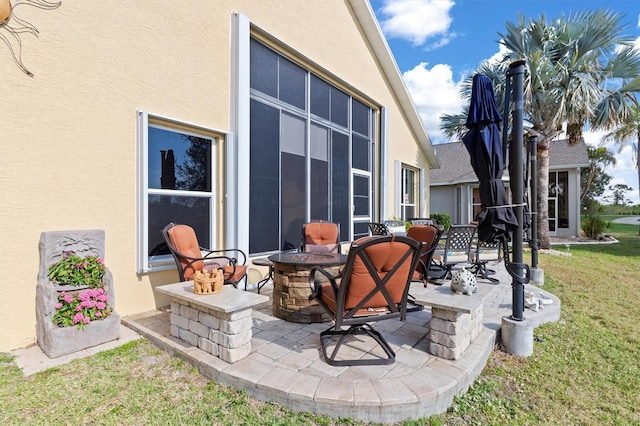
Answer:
[{"xmin": 508, "ymin": 60, "xmax": 526, "ymax": 321}]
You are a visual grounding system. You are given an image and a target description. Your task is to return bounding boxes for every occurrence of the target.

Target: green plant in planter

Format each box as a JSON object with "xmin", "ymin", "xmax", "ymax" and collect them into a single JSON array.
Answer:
[{"xmin": 48, "ymin": 251, "xmax": 106, "ymax": 287}]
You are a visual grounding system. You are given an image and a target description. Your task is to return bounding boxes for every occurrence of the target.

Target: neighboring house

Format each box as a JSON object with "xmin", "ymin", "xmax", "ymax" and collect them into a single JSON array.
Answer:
[
  {"xmin": 0, "ymin": 1, "xmax": 438, "ymax": 352},
  {"xmin": 430, "ymin": 139, "xmax": 588, "ymax": 237}
]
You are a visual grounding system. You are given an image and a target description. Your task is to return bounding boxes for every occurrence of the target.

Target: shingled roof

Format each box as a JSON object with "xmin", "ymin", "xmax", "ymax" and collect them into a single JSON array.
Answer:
[{"xmin": 431, "ymin": 139, "xmax": 589, "ymax": 186}]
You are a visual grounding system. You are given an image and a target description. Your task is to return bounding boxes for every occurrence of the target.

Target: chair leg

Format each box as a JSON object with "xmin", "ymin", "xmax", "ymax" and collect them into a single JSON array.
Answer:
[
  {"xmin": 429, "ymin": 265, "xmax": 452, "ymax": 284},
  {"xmin": 474, "ymin": 262, "xmax": 499, "ymax": 283},
  {"xmin": 320, "ymin": 323, "xmax": 396, "ymax": 366},
  {"xmin": 406, "ymin": 293, "xmax": 424, "ymax": 312}
]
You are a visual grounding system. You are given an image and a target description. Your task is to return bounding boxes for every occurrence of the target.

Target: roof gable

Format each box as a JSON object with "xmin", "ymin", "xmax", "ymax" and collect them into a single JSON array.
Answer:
[{"xmin": 431, "ymin": 139, "xmax": 589, "ymax": 185}]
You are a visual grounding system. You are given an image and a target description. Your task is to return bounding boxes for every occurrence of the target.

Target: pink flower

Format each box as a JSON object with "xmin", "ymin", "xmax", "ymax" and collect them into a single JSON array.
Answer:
[
  {"xmin": 76, "ymin": 305, "xmax": 83, "ymax": 311},
  {"xmin": 73, "ymin": 313, "xmax": 84, "ymax": 324},
  {"xmin": 95, "ymin": 311, "xmax": 102, "ymax": 318},
  {"xmin": 55, "ymin": 303, "xmax": 63, "ymax": 309},
  {"xmin": 98, "ymin": 294, "xmax": 108, "ymax": 302},
  {"xmin": 83, "ymin": 317, "xmax": 91, "ymax": 324},
  {"xmin": 64, "ymin": 294, "xmax": 75, "ymax": 304},
  {"xmin": 97, "ymin": 302, "xmax": 106, "ymax": 310},
  {"xmin": 97, "ymin": 257, "xmax": 104, "ymax": 264}
]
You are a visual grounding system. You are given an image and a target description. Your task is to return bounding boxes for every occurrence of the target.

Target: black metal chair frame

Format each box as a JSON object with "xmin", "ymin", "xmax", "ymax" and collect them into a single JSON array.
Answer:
[
  {"xmin": 431, "ymin": 224, "xmax": 476, "ymax": 282},
  {"xmin": 468, "ymin": 239, "xmax": 501, "ymax": 282},
  {"xmin": 409, "ymin": 217, "xmax": 435, "ymax": 226},
  {"xmin": 367, "ymin": 222, "xmax": 390, "ymax": 236},
  {"xmin": 382, "ymin": 219, "xmax": 406, "ymax": 233},
  {"xmin": 309, "ymin": 234, "xmax": 423, "ymax": 366},
  {"xmin": 162, "ymin": 223, "xmax": 247, "ymax": 288}
]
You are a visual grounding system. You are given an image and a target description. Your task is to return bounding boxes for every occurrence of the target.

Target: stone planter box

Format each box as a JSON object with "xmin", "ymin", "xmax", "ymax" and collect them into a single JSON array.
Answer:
[{"xmin": 36, "ymin": 230, "xmax": 121, "ymax": 358}]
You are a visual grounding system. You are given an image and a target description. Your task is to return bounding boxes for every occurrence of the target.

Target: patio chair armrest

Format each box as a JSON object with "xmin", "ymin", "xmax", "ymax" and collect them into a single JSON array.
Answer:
[
  {"xmin": 308, "ymin": 266, "xmax": 341, "ymax": 298},
  {"xmin": 200, "ymin": 247, "xmax": 247, "ymax": 266}
]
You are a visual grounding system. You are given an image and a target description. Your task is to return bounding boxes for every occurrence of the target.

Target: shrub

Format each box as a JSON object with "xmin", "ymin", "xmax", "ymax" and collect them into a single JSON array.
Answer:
[
  {"xmin": 581, "ymin": 214, "xmax": 608, "ymax": 239},
  {"xmin": 430, "ymin": 213, "xmax": 451, "ymax": 230}
]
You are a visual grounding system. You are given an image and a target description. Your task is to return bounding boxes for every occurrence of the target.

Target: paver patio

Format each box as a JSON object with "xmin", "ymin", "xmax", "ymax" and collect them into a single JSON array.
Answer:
[{"xmin": 122, "ymin": 262, "xmax": 560, "ymax": 423}]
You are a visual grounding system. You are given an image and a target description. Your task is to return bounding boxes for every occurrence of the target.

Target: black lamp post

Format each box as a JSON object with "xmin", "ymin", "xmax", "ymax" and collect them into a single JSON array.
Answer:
[{"xmin": 507, "ymin": 60, "xmax": 526, "ymax": 321}]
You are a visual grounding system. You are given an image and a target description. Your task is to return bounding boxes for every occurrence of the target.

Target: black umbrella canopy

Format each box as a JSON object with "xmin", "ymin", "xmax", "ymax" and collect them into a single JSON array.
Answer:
[{"xmin": 463, "ymin": 74, "xmax": 518, "ymax": 243}]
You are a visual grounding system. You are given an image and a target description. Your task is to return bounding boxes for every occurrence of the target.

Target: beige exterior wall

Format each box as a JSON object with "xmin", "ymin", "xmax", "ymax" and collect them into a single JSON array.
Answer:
[{"xmin": 0, "ymin": 1, "xmax": 434, "ymax": 352}]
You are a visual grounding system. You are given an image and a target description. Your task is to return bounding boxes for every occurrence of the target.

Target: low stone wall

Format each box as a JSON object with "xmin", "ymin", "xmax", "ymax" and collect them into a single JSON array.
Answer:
[
  {"xmin": 429, "ymin": 304, "xmax": 483, "ymax": 360},
  {"xmin": 412, "ymin": 279, "xmax": 491, "ymax": 360},
  {"xmin": 169, "ymin": 299, "xmax": 253, "ymax": 363},
  {"xmin": 156, "ymin": 283, "xmax": 268, "ymax": 364}
]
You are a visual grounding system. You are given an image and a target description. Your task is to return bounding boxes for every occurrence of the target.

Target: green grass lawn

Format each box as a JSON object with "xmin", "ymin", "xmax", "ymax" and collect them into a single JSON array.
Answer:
[{"xmin": 1, "ymin": 219, "xmax": 639, "ymax": 425}]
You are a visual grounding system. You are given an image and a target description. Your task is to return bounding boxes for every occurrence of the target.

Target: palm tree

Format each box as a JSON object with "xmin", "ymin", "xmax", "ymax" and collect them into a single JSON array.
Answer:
[
  {"xmin": 581, "ymin": 146, "xmax": 616, "ymax": 209},
  {"xmin": 441, "ymin": 10, "xmax": 640, "ymax": 248},
  {"xmin": 602, "ymin": 103, "xmax": 640, "ymax": 214}
]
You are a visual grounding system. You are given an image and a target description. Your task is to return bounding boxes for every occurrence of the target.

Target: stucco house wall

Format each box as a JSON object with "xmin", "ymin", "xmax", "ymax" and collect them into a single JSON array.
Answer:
[{"xmin": 0, "ymin": 1, "xmax": 436, "ymax": 351}]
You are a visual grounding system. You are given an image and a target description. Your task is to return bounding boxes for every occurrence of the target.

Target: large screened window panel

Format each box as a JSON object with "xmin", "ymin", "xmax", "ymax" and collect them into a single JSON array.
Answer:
[
  {"xmin": 248, "ymin": 38, "xmax": 376, "ymax": 254},
  {"xmin": 136, "ymin": 111, "xmax": 222, "ymax": 273}
]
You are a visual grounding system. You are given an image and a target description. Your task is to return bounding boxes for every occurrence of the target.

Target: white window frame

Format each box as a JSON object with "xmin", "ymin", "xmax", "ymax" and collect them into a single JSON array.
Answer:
[
  {"xmin": 394, "ymin": 161, "xmax": 421, "ymax": 221},
  {"xmin": 136, "ymin": 110, "xmax": 224, "ymax": 274},
  {"xmin": 400, "ymin": 164, "xmax": 419, "ymax": 220}
]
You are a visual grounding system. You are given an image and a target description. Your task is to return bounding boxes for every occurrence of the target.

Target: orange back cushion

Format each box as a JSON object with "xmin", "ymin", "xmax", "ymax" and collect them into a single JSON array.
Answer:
[
  {"xmin": 304, "ymin": 222, "xmax": 339, "ymax": 252},
  {"xmin": 407, "ymin": 225, "xmax": 439, "ymax": 273},
  {"xmin": 344, "ymin": 238, "xmax": 413, "ymax": 310},
  {"xmin": 167, "ymin": 225, "xmax": 203, "ymax": 280}
]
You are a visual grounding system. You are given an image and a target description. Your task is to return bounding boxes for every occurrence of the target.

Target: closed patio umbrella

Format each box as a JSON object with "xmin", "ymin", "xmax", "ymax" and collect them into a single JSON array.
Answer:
[{"xmin": 462, "ymin": 74, "xmax": 518, "ymax": 244}]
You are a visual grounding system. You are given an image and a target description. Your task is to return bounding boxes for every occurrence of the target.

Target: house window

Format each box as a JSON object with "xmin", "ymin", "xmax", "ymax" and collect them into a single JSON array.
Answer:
[
  {"xmin": 136, "ymin": 111, "xmax": 222, "ymax": 273},
  {"xmin": 249, "ymin": 39, "xmax": 375, "ymax": 254},
  {"xmin": 549, "ymin": 171, "xmax": 569, "ymax": 231},
  {"xmin": 471, "ymin": 186, "xmax": 482, "ymax": 221},
  {"xmin": 400, "ymin": 165, "xmax": 418, "ymax": 220}
]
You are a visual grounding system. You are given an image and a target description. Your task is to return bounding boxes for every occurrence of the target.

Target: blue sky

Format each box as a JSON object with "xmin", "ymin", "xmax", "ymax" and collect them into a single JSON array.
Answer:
[{"xmin": 370, "ymin": 0, "xmax": 640, "ymax": 205}]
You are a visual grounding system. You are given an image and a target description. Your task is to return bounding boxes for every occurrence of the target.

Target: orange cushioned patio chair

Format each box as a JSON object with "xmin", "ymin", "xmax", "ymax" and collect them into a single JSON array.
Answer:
[
  {"xmin": 309, "ymin": 234, "xmax": 423, "ymax": 366},
  {"xmin": 407, "ymin": 224, "xmax": 443, "ymax": 287},
  {"xmin": 162, "ymin": 223, "xmax": 247, "ymax": 289},
  {"xmin": 301, "ymin": 221, "xmax": 341, "ymax": 254}
]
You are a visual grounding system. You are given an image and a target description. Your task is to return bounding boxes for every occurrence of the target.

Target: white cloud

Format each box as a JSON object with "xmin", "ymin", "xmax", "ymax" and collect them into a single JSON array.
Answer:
[
  {"xmin": 582, "ymin": 131, "xmax": 639, "ymax": 205},
  {"xmin": 483, "ymin": 43, "xmax": 510, "ymax": 67},
  {"xmin": 378, "ymin": 0, "xmax": 456, "ymax": 47},
  {"xmin": 402, "ymin": 62, "xmax": 465, "ymax": 143}
]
